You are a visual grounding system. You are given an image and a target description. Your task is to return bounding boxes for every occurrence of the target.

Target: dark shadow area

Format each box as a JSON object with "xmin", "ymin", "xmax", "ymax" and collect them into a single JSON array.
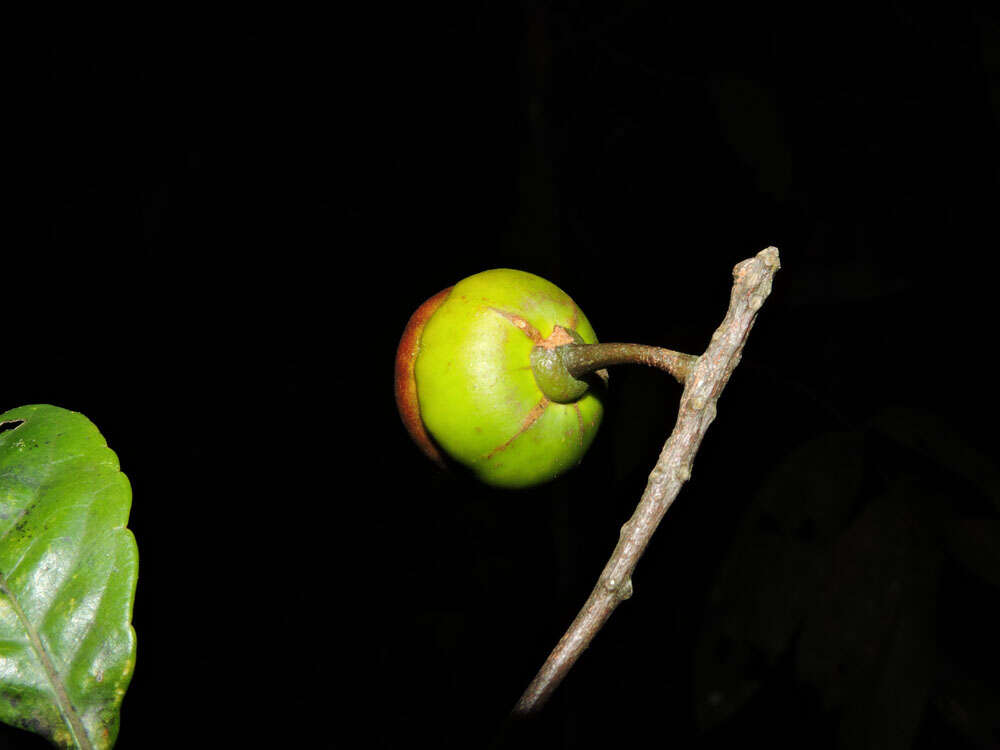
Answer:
[{"xmin": 8, "ymin": 4, "xmax": 998, "ymax": 747}]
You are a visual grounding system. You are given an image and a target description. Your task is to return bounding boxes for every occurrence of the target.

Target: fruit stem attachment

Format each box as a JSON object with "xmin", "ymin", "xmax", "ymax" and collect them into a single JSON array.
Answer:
[
  {"xmin": 530, "ymin": 341, "xmax": 697, "ymax": 403},
  {"xmin": 559, "ymin": 343, "xmax": 697, "ymax": 385}
]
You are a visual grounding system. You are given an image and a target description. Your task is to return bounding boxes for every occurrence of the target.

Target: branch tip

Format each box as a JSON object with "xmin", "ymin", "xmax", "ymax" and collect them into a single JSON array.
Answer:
[{"xmin": 511, "ymin": 247, "xmax": 779, "ymax": 716}]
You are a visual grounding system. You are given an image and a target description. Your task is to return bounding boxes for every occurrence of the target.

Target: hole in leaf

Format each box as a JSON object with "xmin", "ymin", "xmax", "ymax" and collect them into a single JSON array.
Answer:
[{"xmin": 0, "ymin": 420, "xmax": 25, "ymax": 434}]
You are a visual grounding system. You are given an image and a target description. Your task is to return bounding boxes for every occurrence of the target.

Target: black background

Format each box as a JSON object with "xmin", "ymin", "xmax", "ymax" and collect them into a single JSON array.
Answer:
[{"xmin": 7, "ymin": 3, "xmax": 999, "ymax": 748}]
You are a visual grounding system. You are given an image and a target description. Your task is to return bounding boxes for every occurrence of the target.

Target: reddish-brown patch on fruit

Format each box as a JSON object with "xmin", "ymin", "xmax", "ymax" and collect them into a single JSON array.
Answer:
[
  {"xmin": 539, "ymin": 325, "xmax": 576, "ymax": 349},
  {"xmin": 395, "ymin": 286, "xmax": 453, "ymax": 468}
]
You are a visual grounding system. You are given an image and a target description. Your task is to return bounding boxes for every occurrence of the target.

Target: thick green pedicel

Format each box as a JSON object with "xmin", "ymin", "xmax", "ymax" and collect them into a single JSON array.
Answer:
[{"xmin": 414, "ymin": 269, "xmax": 604, "ymax": 488}]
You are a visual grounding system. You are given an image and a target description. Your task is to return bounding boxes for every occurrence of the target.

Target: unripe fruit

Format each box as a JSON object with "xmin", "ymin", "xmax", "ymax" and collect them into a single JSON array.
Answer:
[{"xmin": 395, "ymin": 269, "xmax": 605, "ymax": 489}]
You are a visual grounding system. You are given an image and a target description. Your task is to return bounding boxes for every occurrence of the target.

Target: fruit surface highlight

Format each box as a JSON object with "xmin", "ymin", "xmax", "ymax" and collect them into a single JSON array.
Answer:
[{"xmin": 395, "ymin": 269, "xmax": 604, "ymax": 489}]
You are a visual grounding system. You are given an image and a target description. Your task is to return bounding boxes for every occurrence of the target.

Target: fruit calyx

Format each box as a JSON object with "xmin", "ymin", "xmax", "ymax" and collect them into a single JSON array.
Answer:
[{"xmin": 530, "ymin": 326, "xmax": 592, "ymax": 403}]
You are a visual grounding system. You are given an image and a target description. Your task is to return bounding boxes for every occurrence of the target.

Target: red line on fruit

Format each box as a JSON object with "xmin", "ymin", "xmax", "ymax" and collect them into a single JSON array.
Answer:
[
  {"xmin": 488, "ymin": 307, "xmax": 543, "ymax": 343},
  {"xmin": 484, "ymin": 397, "xmax": 549, "ymax": 460}
]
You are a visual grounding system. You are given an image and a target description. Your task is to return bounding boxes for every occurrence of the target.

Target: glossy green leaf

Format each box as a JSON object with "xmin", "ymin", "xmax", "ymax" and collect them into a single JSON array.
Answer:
[{"xmin": 0, "ymin": 405, "xmax": 136, "ymax": 749}]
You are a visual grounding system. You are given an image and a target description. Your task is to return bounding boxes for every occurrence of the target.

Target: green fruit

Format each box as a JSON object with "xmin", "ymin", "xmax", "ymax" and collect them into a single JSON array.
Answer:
[{"xmin": 395, "ymin": 269, "xmax": 604, "ymax": 489}]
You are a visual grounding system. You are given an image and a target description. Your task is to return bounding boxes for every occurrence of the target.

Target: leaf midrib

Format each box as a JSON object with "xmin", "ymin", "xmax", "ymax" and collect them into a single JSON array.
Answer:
[
  {"xmin": 0, "ymin": 429, "xmax": 96, "ymax": 750},
  {"xmin": 0, "ymin": 570, "xmax": 92, "ymax": 750}
]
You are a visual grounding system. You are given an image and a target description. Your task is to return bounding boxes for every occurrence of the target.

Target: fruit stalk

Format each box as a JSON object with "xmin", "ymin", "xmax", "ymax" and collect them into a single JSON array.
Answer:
[{"xmin": 557, "ymin": 343, "xmax": 698, "ymax": 385}]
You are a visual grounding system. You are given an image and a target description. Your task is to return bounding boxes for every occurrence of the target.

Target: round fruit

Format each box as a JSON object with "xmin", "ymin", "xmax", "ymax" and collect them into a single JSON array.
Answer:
[{"xmin": 394, "ymin": 269, "xmax": 604, "ymax": 489}]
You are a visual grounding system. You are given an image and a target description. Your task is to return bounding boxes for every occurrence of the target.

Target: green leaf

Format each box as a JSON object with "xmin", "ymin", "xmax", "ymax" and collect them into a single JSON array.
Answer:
[{"xmin": 0, "ymin": 405, "xmax": 137, "ymax": 749}]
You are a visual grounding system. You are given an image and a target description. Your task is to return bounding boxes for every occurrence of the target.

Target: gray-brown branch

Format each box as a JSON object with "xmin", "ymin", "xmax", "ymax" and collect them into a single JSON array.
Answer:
[{"xmin": 512, "ymin": 246, "xmax": 780, "ymax": 716}]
